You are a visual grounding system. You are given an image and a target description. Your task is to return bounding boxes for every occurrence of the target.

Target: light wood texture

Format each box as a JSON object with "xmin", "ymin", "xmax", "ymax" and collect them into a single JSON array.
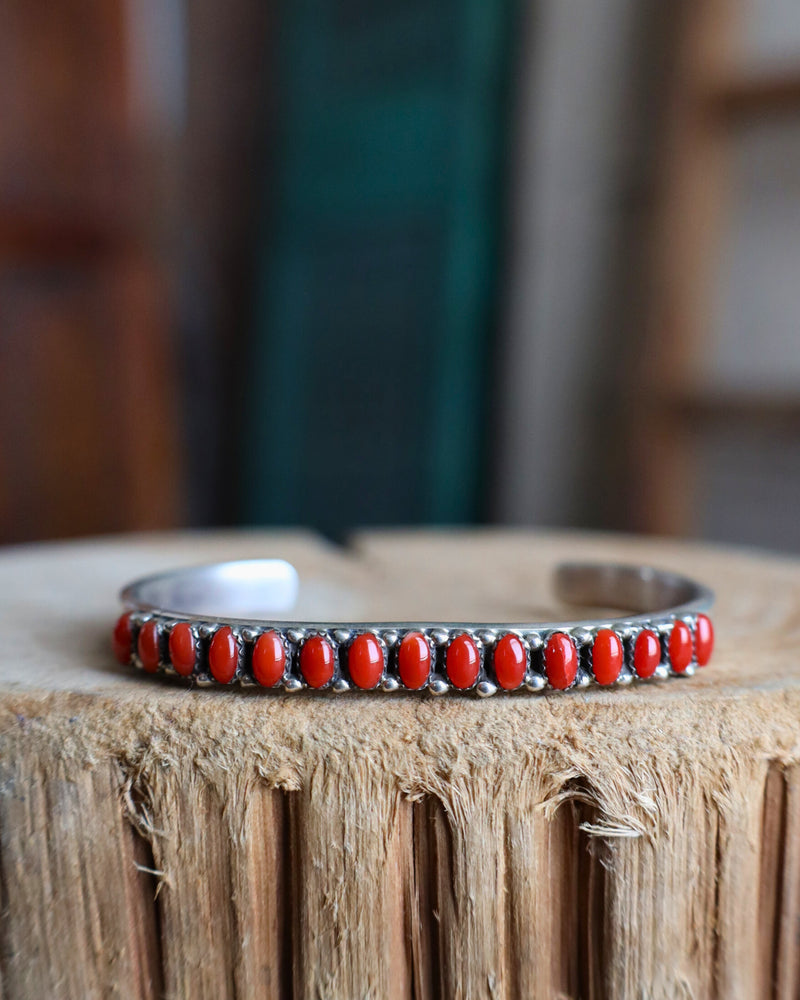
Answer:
[{"xmin": 1, "ymin": 528, "xmax": 800, "ymax": 999}]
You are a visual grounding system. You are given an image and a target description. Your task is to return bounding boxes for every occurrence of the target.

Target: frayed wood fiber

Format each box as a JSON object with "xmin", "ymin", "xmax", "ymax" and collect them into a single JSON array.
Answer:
[{"xmin": 0, "ymin": 529, "xmax": 798, "ymax": 999}]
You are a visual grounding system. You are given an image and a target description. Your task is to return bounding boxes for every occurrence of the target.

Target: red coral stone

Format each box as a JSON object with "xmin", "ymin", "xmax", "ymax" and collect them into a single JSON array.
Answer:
[
  {"xmin": 137, "ymin": 620, "xmax": 160, "ymax": 674},
  {"xmin": 300, "ymin": 635, "xmax": 335, "ymax": 688},
  {"xmin": 695, "ymin": 614, "xmax": 714, "ymax": 667},
  {"xmin": 669, "ymin": 620, "xmax": 693, "ymax": 673},
  {"xmin": 398, "ymin": 632, "xmax": 431, "ymax": 689},
  {"xmin": 633, "ymin": 629, "xmax": 660, "ymax": 678},
  {"xmin": 169, "ymin": 622, "xmax": 196, "ymax": 677},
  {"xmin": 544, "ymin": 632, "xmax": 577, "ymax": 690},
  {"xmin": 209, "ymin": 626, "xmax": 238, "ymax": 684},
  {"xmin": 446, "ymin": 633, "xmax": 480, "ymax": 689},
  {"xmin": 112, "ymin": 613, "xmax": 133, "ymax": 665},
  {"xmin": 592, "ymin": 629, "xmax": 623, "ymax": 686},
  {"xmin": 253, "ymin": 630, "xmax": 286, "ymax": 687},
  {"xmin": 348, "ymin": 633, "xmax": 384, "ymax": 690},
  {"xmin": 494, "ymin": 634, "xmax": 526, "ymax": 690}
]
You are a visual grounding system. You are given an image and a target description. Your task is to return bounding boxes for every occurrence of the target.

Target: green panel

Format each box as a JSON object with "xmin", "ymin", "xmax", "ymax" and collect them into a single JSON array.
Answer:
[{"xmin": 242, "ymin": 0, "xmax": 517, "ymax": 535}]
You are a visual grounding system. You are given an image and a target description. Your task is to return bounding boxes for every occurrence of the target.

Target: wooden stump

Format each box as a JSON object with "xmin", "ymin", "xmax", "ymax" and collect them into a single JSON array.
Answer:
[{"xmin": 1, "ymin": 529, "xmax": 799, "ymax": 1000}]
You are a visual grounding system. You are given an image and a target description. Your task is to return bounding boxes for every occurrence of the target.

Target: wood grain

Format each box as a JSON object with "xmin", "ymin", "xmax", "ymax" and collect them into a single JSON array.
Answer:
[{"xmin": 1, "ymin": 528, "xmax": 800, "ymax": 999}]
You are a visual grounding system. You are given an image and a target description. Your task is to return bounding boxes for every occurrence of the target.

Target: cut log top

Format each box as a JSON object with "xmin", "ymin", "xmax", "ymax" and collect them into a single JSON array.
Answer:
[
  {"xmin": 2, "ymin": 527, "xmax": 798, "ymax": 782},
  {"xmin": 1, "ymin": 529, "xmax": 799, "ymax": 1000},
  {"xmin": 3, "ymin": 526, "xmax": 799, "ymax": 694}
]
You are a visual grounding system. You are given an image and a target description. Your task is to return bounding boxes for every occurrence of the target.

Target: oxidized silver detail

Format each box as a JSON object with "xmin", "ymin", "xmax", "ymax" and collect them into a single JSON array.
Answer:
[{"xmin": 572, "ymin": 627, "xmax": 594, "ymax": 647}]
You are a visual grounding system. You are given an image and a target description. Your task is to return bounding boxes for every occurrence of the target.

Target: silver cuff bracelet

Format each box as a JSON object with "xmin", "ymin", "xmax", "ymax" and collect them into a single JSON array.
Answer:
[{"xmin": 112, "ymin": 559, "xmax": 715, "ymax": 695}]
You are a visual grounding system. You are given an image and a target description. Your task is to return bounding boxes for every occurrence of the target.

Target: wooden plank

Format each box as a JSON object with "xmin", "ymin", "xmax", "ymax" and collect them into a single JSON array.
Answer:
[
  {"xmin": 0, "ymin": 258, "xmax": 181, "ymax": 543},
  {"xmin": 707, "ymin": 70, "xmax": 800, "ymax": 119},
  {"xmin": 631, "ymin": 0, "xmax": 737, "ymax": 535},
  {"xmin": 646, "ymin": 390, "xmax": 800, "ymax": 429},
  {"xmin": 0, "ymin": 0, "xmax": 131, "ymax": 226}
]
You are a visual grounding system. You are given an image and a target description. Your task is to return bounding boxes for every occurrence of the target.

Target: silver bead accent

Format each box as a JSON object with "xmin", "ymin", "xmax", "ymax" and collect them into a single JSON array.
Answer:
[
  {"xmin": 382, "ymin": 630, "xmax": 399, "ymax": 648},
  {"xmin": 240, "ymin": 627, "xmax": 257, "ymax": 643},
  {"xmin": 197, "ymin": 623, "xmax": 216, "ymax": 640},
  {"xmin": 429, "ymin": 628, "xmax": 449, "ymax": 646},
  {"xmin": 381, "ymin": 676, "xmax": 400, "ymax": 693},
  {"xmin": 287, "ymin": 628, "xmax": 306, "ymax": 644},
  {"xmin": 524, "ymin": 631, "xmax": 543, "ymax": 652},
  {"xmin": 333, "ymin": 628, "xmax": 351, "ymax": 644},
  {"xmin": 428, "ymin": 678, "xmax": 449, "ymax": 695},
  {"xmin": 283, "ymin": 676, "xmax": 303, "ymax": 692},
  {"xmin": 654, "ymin": 664, "xmax": 670, "ymax": 680},
  {"xmin": 616, "ymin": 668, "xmax": 633, "ymax": 685},
  {"xmin": 332, "ymin": 677, "xmax": 350, "ymax": 693},
  {"xmin": 576, "ymin": 670, "xmax": 592, "ymax": 688},
  {"xmin": 477, "ymin": 629, "xmax": 497, "ymax": 646},
  {"xmin": 476, "ymin": 680, "xmax": 497, "ymax": 698},
  {"xmin": 524, "ymin": 672, "xmax": 546, "ymax": 692}
]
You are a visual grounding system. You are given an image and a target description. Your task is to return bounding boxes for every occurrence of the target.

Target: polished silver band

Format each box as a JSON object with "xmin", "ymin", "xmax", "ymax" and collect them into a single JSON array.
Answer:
[{"xmin": 114, "ymin": 559, "xmax": 715, "ymax": 694}]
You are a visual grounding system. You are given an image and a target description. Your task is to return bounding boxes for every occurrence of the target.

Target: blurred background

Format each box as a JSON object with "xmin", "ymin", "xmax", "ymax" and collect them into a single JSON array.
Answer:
[{"xmin": 1, "ymin": 0, "xmax": 799, "ymax": 550}]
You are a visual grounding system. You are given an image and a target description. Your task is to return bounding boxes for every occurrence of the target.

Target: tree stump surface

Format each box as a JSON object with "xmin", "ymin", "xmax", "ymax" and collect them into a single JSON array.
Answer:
[{"xmin": 0, "ymin": 528, "xmax": 799, "ymax": 1000}]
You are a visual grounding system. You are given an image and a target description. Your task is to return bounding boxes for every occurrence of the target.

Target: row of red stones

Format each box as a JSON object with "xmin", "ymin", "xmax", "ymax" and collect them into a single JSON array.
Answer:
[{"xmin": 113, "ymin": 614, "xmax": 714, "ymax": 690}]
